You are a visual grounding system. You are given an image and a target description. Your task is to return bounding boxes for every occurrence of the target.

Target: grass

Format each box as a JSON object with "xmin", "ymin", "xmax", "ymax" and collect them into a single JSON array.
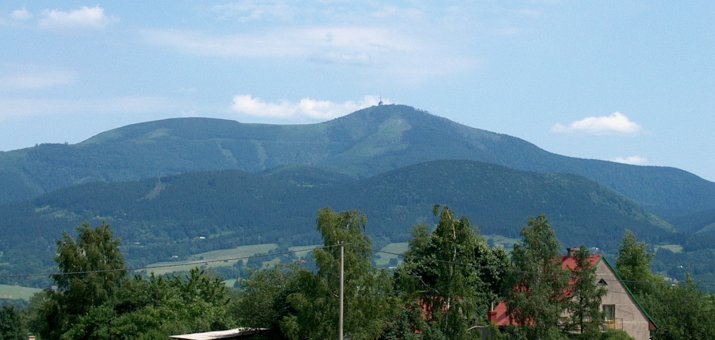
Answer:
[
  {"xmin": 288, "ymin": 245, "xmax": 319, "ymax": 259},
  {"xmin": 654, "ymin": 244, "xmax": 684, "ymax": 254},
  {"xmin": 485, "ymin": 234, "xmax": 520, "ymax": 250},
  {"xmin": 142, "ymin": 243, "xmax": 278, "ymax": 276},
  {"xmin": 223, "ymin": 278, "xmax": 237, "ymax": 288},
  {"xmin": 0, "ymin": 284, "xmax": 41, "ymax": 301},
  {"xmin": 375, "ymin": 242, "xmax": 409, "ymax": 267}
]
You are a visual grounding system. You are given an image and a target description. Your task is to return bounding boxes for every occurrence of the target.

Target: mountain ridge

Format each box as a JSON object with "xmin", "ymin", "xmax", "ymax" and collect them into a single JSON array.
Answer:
[{"xmin": 1, "ymin": 104, "xmax": 713, "ymax": 217}]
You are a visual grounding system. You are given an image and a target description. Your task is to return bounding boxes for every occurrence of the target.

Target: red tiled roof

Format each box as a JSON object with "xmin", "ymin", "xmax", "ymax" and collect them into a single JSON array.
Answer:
[
  {"xmin": 488, "ymin": 255, "xmax": 601, "ymax": 327},
  {"xmin": 561, "ymin": 255, "xmax": 601, "ymax": 271}
]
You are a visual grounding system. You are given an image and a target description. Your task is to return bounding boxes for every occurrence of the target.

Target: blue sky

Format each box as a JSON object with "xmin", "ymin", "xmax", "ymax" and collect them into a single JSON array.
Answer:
[{"xmin": 1, "ymin": 1, "xmax": 714, "ymax": 181}]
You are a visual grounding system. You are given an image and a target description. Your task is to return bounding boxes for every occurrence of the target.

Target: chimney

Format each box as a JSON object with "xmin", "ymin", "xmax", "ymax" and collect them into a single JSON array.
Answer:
[{"xmin": 567, "ymin": 247, "xmax": 579, "ymax": 257}]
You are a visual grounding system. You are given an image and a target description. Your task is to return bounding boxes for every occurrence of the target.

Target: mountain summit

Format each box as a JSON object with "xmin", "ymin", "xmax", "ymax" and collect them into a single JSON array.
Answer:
[{"xmin": 1, "ymin": 104, "xmax": 713, "ymax": 216}]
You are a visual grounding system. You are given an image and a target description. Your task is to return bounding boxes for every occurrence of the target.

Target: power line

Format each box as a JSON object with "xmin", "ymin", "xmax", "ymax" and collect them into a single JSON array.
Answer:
[{"xmin": 3, "ymin": 244, "xmax": 714, "ymax": 289}]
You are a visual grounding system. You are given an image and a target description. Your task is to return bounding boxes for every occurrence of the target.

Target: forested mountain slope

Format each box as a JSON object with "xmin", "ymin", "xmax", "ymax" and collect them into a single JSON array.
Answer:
[
  {"xmin": 1, "ymin": 104, "xmax": 713, "ymax": 217},
  {"xmin": 0, "ymin": 160, "xmax": 674, "ymax": 286}
]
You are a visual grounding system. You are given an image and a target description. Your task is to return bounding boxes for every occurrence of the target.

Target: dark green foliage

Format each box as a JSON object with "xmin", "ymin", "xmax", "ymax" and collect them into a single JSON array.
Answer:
[
  {"xmin": 234, "ymin": 265, "xmax": 301, "ymax": 330},
  {"xmin": 35, "ymin": 223, "xmax": 127, "ymax": 339},
  {"xmin": 60, "ymin": 270, "xmax": 235, "ymax": 339},
  {"xmin": 639, "ymin": 277, "xmax": 715, "ymax": 340},
  {"xmin": 31, "ymin": 223, "xmax": 235, "ymax": 339},
  {"xmin": 278, "ymin": 209, "xmax": 398, "ymax": 339},
  {"xmin": 0, "ymin": 160, "xmax": 676, "ymax": 287},
  {"xmin": 0, "ymin": 305, "xmax": 26, "ymax": 340},
  {"xmin": 599, "ymin": 329, "xmax": 635, "ymax": 339},
  {"xmin": 564, "ymin": 246, "xmax": 606, "ymax": 337},
  {"xmin": 394, "ymin": 206, "xmax": 507, "ymax": 338},
  {"xmin": 503, "ymin": 215, "xmax": 570, "ymax": 339},
  {"xmin": 614, "ymin": 231, "xmax": 715, "ymax": 339}
]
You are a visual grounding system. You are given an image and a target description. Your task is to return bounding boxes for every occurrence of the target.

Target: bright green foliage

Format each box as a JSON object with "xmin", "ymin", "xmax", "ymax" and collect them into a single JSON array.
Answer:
[
  {"xmin": 504, "ymin": 215, "xmax": 569, "ymax": 339},
  {"xmin": 565, "ymin": 246, "xmax": 606, "ymax": 337},
  {"xmin": 32, "ymin": 223, "xmax": 235, "ymax": 339},
  {"xmin": 35, "ymin": 222, "xmax": 127, "ymax": 339},
  {"xmin": 279, "ymin": 208, "xmax": 398, "ymax": 339},
  {"xmin": 61, "ymin": 270, "xmax": 235, "ymax": 339},
  {"xmin": 616, "ymin": 231, "xmax": 656, "ymax": 296},
  {"xmin": 395, "ymin": 206, "xmax": 508, "ymax": 339},
  {"xmin": 0, "ymin": 305, "xmax": 26, "ymax": 340}
]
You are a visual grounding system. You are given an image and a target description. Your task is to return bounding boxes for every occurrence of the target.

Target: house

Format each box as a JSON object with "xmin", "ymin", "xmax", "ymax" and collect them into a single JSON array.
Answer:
[{"xmin": 488, "ymin": 248, "xmax": 657, "ymax": 340}]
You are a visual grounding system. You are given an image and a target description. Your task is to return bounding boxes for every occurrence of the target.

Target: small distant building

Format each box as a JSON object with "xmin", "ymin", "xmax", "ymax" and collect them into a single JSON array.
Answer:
[{"xmin": 488, "ymin": 248, "xmax": 657, "ymax": 340}]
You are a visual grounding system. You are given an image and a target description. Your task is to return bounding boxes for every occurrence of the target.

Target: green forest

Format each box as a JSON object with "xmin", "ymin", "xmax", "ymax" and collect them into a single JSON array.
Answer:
[
  {"xmin": 2, "ymin": 208, "xmax": 713, "ymax": 339},
  {"xmin": 5, "ymin": 160, "xmax": 709, "ymax": 289}
]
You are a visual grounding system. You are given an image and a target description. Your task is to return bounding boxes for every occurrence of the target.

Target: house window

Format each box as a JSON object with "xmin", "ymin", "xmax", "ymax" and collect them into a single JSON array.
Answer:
[{"xmin": 603, "ymin": 304, "xmax": 616, "ymax": 321}]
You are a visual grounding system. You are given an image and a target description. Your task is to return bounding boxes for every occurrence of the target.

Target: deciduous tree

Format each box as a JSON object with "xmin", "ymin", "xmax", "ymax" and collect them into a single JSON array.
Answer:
[
  {"xmin": 565, "ymin": 246, "xmax": 606, "ymax": 337},
  {"xmin": 279, "ymin": 208, "xmax": 398, "ymax": 339},
  {"xmin": 35, "ymin": 222, "xmax": 128, "ymax": 339},
  {"xmin": 395, "ymin": 205, "xmax": 507, "ymax": 339},
  {"xmin": 616, "ymin": 231, "xmax": 655, "ymax": 296},
  {"xmin": 503, "ymin": 215, "xmax": 569, "ymax": 339}
]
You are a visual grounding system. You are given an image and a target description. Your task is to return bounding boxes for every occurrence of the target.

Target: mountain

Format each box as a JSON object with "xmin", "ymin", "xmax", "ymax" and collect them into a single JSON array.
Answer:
[
  {"xmin": 1, "ymin": 104, "xmax": 714, "ymax": 217},
  {"xmin": 0, "ymin": 160, "xmax": 674, "ymax": 285}
]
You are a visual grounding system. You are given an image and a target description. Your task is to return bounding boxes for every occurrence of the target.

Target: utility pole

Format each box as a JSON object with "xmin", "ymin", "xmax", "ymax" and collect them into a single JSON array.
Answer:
[{"xmin": 339, "ymin": 241, "xmax": 344, "ymax": 340}]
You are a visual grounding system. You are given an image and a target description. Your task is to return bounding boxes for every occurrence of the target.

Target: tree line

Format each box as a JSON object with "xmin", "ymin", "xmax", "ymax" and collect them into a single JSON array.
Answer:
[{"xmin": 1, "ymin": 207, "xmax": 714, "ymax": 339}]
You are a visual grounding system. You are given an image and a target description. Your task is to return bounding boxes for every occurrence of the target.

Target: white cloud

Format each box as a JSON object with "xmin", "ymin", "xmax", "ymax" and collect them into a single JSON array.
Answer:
[
  {"xmin": 0, "ymin": 96, "xmax": 179, "ymax": 122},
  {"xmin": 142, "ymin": 26, "xmax": 414, "ymax": 60},
  {"xmin": 11, "ymin": 8, "xmax": 32, "ymax": 21},
  {"xmin": 142, "ymin": 25, "xmax": 480, "ymax": 81},
  {"xmin": 552, "ymin": 112, "xmax": 642, "ymax": 135},
  {"xmin": 231, "ymin": 95, "xmax": 383, "ymax": 121},
  {"xmin": 39, "ymin": 6, "xmax": 112, "ymax": 30},
  {"xmin": 208, "ymin": 1, "xmax": 294, "ymax": 22},
  {"xmin": 611, "ymin": 156, "xmax": 649, "ymax": 166},
  {"xmin": 0, "ymin": 70, "xmax": 75, "ymax": 90}
]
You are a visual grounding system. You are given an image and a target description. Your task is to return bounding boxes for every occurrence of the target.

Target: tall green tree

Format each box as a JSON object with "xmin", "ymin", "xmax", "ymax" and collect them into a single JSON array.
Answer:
[
  {"xmin": 616, "ymin": 231, "xmax": 655, "ymax": 296},
  {"xmin": 503, "ymin": 215, "xmax": 569, "ymax": 339},
  {"xmin": 32, "ymin": 222, "xmax": 235, "ymax": 339},
  {"xmin": 640, "ymin": 276, "xmax": 715, "ymax": 340},
  {"xmin": 279, "ymin": 208, "xmax": 398, "ymax": 339},
  {"xmin": 395, "ymin": 205, "xmax": 507, "ymax": 339},
  {"xmin": 614, "ymin": 231, "xmax": 715, "ymax": 339},
  {"xmin": 564, "ymin": 246, "xmax": 606, "ymax": 337},
  {"xmin": 35, "ymin": 222, "xmax": 128, "ymax": 339}
]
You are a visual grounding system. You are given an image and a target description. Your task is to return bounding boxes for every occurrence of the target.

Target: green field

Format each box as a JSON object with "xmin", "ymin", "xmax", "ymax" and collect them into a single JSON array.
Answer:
[
  {"xmin": 485, "ymin": 234, "xmax": 520, "ymax": 249},
  {"xmin": 223, "ymin": 278, "xmax": 237, "ymax": 288},
  {"xmin": 288, "ymin": 245, "xmax": 319, "ymax": 259},
  {"xmin": 375, "ymin": 242, "xmax": 409, "ymax": 267},
  {"xmin": 0, "ymin": 284, "xmax": 41, "ymax": 301},
  {"xmin": 142, "ymin": 243, "xmax": 278, "ymax": 276},
  {"xmin": 654, "ymin": 244, "xmax": 684, "ymax": 254}
]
